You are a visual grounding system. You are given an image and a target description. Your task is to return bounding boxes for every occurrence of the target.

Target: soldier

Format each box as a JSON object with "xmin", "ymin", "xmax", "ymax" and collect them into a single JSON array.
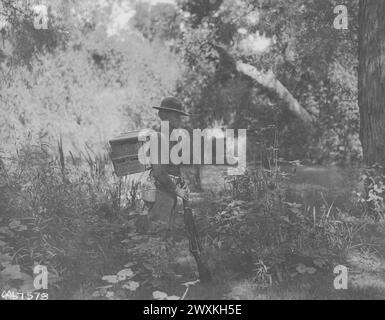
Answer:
[
  {"xmin": 140, "ymin": 97, "xmax": 212, "ymax": 281},
  {"xmin": 138, "ymin": 97, "xmax": 190, "ymax": 234},
  {"xmin": 151, "ymin": 97, "xmax": 191, "ymax": 228}
]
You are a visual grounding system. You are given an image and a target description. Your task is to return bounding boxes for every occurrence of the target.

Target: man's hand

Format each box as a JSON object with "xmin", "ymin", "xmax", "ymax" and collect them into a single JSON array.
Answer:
[{"xmin": 175, "ymin": 186, "xmax": 189, "ymax": 200}]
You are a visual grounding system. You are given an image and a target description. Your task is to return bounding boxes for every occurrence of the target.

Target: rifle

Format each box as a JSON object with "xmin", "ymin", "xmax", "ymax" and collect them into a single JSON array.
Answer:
[{"xmin": 182, "ymin": 200, "xmax": 212, "ymax": 282}]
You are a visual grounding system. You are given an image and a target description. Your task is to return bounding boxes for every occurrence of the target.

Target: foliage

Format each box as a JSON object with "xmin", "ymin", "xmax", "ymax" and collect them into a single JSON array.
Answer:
[
  {"xmin": 205, "ymin": 156, "xmax": 371, "ymax": 284},
  {"xmin": 1, "ymin": 0, "xmax": 382, "ymax": 300},
  {"xmin": 0, "ymin": 0, "xmax": 186, "ymax": 298},
  {"xmin": 132, "ymin": 1, "xmax": 182, "ymax": 42},
  {"xmin": 172, "ymin": 0, "xmax": 361, "ymax": 164},
  {"xmin": 0, "ymin": 0, "xmax": 69, "ymax": 66},
  {"xmin": 354, "ymin": 165, "xmax": 385, "ymax": 220},
  {"xmin": 0, "ymin": 144, "xmax": 131, "ymax": 298},
  {"xmin": 1, "ymin": 20, "xmax": 183, "ymax": 164}
]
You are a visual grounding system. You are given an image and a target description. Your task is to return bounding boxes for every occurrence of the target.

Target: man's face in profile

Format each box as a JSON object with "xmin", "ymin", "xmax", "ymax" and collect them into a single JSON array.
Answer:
[{"xmin": 158, "ymin": 109, "xmax": 182, "ymax": 129}]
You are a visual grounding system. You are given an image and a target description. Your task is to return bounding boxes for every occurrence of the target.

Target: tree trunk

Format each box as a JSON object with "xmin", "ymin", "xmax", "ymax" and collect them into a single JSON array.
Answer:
[{"xmin": 358, "ymin": 0, "xmax": 385, "ymax": 167}]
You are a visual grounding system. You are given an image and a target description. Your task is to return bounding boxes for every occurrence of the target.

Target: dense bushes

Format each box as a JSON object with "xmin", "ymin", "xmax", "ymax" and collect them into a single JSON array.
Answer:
[
  {"xmin": 0, "ymin": 1, "xmax": 187, "ymax": 298},
  {"xmin": 0, "ymin": 31, "xmax": 183, "ymax": 162},
  {"xmin": 201, "ymin": 162, "xmax": 380, "ymax": 286},
  {"xmin": 0, "ymin": 144, "xmax": 130, "ymax": 298}
]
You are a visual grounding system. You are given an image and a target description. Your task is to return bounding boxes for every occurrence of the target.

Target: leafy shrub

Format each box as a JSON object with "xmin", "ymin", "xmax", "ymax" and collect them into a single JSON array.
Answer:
[
  {"xmin": 206, "ymin": 162, "xmax": 369, "ymax": 285},
  {"xmin": 0, "ymin": 143, "xmax": 132, "ymax": 298},
  {"xmin": 354, "ymin": 165, "xmax": 385, "ymax": 220}
]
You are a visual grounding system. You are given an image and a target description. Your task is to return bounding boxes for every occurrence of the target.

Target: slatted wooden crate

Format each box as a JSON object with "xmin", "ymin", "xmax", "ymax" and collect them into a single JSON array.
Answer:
[{"xmin": 109, "ymin": 131, "xmax": 149, "ymax": 177}]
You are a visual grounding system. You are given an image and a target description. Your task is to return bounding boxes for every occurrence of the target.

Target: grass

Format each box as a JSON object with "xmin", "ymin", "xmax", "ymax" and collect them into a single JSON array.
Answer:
[{"xmin": 1, "ymin": 147, "xmax": 385, "ymax": 300}]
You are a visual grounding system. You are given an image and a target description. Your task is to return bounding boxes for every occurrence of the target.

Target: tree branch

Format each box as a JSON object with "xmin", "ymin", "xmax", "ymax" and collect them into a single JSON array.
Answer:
[
  {"xmin": 236, "ymin": 62, "xmax": 313, "ymax": 126},
  {"xmin": 213, "ymin": 45, "xmax": 313, "ymax": 127}
]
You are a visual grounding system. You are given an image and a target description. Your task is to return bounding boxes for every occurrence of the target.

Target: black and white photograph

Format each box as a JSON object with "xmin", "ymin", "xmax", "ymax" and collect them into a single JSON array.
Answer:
[{"xmin": 0, "ymin": 0, "xmax": 385, "ymax": 304}]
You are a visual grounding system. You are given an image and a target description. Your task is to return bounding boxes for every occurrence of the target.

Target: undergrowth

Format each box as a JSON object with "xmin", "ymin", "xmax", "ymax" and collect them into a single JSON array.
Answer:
[{"xmin": 1, "ymin": 141, "xmax": 384, "ymax": 300}]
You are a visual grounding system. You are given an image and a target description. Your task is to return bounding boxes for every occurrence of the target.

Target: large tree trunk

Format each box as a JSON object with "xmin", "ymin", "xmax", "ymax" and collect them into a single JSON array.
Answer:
[{"xmin": 358, "ymin": 0, "xmax": 385, "ymax": 166}]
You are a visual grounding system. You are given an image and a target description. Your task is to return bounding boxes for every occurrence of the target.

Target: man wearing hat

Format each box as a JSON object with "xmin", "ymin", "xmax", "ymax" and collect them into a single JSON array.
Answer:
[
  {"xmin": 144, "ymin": 97, "xmax": 211, "ymax": 281},
  {"xmin": 145, "ymin": 97, "xmax": 191, "ymax": 230}
]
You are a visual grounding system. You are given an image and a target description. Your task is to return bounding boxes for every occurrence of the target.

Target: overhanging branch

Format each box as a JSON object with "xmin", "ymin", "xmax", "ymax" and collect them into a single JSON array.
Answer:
[
  {"xmin": 213, "ymin": 45, "xmax": 313, "ymax": 127},
  {"xmin": 236, "ymin": 62, "xmax": 313, "ymax": 126}
]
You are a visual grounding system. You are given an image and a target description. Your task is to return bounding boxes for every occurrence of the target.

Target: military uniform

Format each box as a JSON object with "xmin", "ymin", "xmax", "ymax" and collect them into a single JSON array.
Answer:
[
  {"xmin": 139, "ymin": 97, "xmax": 211, "ymax": 281},
  {"xmin": 140, "ymin": 98, "xmax": 191, "ymax": 232}
]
